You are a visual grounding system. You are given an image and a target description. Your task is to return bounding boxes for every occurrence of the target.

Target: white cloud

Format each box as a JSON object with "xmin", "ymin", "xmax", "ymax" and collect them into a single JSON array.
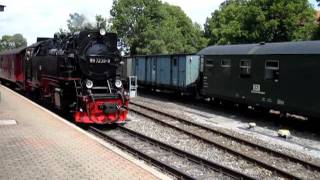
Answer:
[{"xmin": 0, "ymin": 0, "xmax": 113, "ymax": 44}]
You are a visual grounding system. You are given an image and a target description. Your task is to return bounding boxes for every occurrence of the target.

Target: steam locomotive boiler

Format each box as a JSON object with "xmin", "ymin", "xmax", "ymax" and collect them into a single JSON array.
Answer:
[{"xmin": 22, "ymin": 30, "xmax": 129, "ymax": 124}]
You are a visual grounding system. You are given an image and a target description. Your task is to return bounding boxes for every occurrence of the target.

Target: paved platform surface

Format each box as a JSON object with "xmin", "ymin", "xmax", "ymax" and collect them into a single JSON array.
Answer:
[{"xmin": 0, "ymin": 85, "xmax": 168, "ymax": 180}]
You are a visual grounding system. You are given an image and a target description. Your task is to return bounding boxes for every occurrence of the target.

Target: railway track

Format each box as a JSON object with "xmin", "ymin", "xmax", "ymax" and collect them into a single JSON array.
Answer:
[
  {"xmin": 89, "ymin": 126, "xmax": 255, "ymax": 180},
  {"xmin": 129, "ymin": 101, "xmax": 320, "ymax": 179}
]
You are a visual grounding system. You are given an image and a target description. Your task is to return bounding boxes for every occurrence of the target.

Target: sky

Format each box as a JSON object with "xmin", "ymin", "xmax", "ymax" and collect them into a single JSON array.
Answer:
[{"xmin": 0, "ymin": 0, "xmax": 319, "ymax": 45}]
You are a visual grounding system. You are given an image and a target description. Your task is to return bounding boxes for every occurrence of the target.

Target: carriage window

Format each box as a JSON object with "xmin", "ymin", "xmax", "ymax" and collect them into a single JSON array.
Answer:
[
  {"xmin": 265, "ymin": 60, "xmax": 279, "ymax": 82},
  {"xmin": 240, "ymin": 60, "xmax": 251, "ymax": 78},
  {"xmin": 206, "ymin": 60, "xmax": 214, "ymax": 67},
  {"xmin": 221, "ymin": 59, "xmax": 231, "ymax": 75},
  {"xmin": 221, "ymin": 59, "xmax": 231, "ymax": 67}
]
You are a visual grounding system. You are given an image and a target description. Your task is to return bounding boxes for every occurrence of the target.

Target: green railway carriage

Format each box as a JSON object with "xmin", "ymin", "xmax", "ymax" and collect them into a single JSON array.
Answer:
[{"xmin": 198, "ymin": 41, "xmax": 320, "ymax": 118}]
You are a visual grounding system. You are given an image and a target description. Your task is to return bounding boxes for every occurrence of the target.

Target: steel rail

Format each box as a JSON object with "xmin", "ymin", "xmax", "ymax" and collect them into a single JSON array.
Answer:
[
  {"xmin": 131, "ymin": 101, "xmax": 320, "ymax": 170},
  {"xmin": 89, "ymin": 126, "xmax": 255, "ymax": 180},
  {"xmin": 89, "ymin": 126, "xmax": 194, "ymax": 180},
  {"xmin": 130, "ymin": 101, "xmax": 314, "ymax": 180}
]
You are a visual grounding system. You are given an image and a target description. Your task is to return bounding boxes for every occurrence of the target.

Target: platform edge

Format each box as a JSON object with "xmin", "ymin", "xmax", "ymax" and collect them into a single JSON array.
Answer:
[{"xmin": 0, "ymin": 85, "xmax": 171, "ymax": 180}]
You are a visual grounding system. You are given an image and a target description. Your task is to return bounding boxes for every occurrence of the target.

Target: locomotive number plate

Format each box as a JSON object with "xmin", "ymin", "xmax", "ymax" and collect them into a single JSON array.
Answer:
[{"xmin": 89, "ymin": 58, "xmax": 110, "ymax": 64}]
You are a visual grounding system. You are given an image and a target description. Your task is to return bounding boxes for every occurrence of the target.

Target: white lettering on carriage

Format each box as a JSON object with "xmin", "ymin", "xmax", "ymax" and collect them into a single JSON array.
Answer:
[{"xmin": 251, "ymin": 84, "xmax": 266, "ymax": 95}]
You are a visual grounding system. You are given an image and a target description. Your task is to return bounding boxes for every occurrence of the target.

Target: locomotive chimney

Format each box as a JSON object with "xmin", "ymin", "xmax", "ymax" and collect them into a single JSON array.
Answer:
[{"xmin": 0, "ymin": 5, "xmax": 5, "ymax": 12}]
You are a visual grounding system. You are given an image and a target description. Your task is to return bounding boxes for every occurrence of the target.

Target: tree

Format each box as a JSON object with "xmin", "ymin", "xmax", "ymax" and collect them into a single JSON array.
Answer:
[
  {"xmin": 0, "ymin": 34, "xmax": 27, "ymax": 52},
  {"xmin": 95, "ymin": 15, "xmax": 111, "ymax": 31},
  {"xmin": 313, "ymin": 0, "xmax": 320, "ymax": 39},
  {"xmin": 136, "ymin": 3, "xmax": 208, "ymax": 54},
  {"xmin": 110, "ymin": 0, "xmax": 208, "ymax": 55},
  {"xmin": 110, "ymin": 0, "xmax": 164, "ymax": 55},
  {"xmin": 205, "ymin": 0, "xmax": 317, "ymax": 45}
]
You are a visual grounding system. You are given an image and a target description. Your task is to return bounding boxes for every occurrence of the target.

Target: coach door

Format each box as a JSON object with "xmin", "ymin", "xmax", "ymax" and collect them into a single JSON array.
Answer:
[
  {"xmin": 203, "ymin": 56, "xmax": 215, "ymax": 92},
  {"xmin": 25, "ymin": 49, "xmax": 32, "ymax": 81},
  {"xmin": 151, "ymin": 57, "xmax": 156, "ymax": 84},
  {"xmin": 171, "ymin": 56, "xmax": 179, "ymax": 86}
]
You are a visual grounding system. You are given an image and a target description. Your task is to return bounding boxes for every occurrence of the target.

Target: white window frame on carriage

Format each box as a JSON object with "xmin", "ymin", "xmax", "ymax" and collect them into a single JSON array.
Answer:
[
  {"xmin": 240, "ymin": 59, "xmax": 251, "ymax": 78},
  {"xmin": 221, "ymin": 59, "xmax": 231, "ymax": 68},
  {"xmin": 265, "ymin": 60, "xmax": 280, "ymax": 82}
]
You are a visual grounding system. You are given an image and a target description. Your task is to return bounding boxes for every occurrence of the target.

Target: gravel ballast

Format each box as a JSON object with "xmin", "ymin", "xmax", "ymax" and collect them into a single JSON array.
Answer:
[
  {"xmin": 127, "ymin": 95, "xmax": 320, "ymax": 179},
  {"xmin": 127, "ymin": 112, "xmax": 278, "ymax": 179},
  {"xmin": 132, "ymin": 96, "xmax": 320, "ymax": 163},
  {"xmin": 104, "ymin": 128, "xmax": 235, "ymax": 179}
]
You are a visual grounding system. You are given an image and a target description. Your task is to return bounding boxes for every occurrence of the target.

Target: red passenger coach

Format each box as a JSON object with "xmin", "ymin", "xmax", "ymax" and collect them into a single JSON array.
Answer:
[{"xmin": 0, "ymin": 47, "xmax": 26, "ymax": 88}]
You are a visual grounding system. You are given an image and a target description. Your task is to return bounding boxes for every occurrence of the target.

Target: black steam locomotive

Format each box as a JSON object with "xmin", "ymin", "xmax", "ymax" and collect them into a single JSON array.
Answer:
[{"xmin": 0, "ymin": 29, "xmax": 129, "ymax": 124}]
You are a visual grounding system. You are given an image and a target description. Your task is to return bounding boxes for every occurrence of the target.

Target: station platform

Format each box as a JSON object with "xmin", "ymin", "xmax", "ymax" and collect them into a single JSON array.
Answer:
[{"xmin": 0, "ymin": 85, "xmax": 169, "ymax": 180}]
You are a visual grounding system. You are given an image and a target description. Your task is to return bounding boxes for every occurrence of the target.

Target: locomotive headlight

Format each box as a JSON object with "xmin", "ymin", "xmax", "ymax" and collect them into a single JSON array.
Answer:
[
  {"xmin": 100, "ymin": 28, "xmax": 106, "ymax": 36},
  {"xmin": 86, "ymin": 80, "xmax": 93, "ymax": 89},
  {"xmin": 115, "ymin": 80, "xmax": 122, "ymax": 88}
]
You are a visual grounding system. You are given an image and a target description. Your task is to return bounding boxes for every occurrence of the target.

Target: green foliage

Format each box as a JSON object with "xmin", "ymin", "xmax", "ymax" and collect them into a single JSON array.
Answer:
[
  {"xmin": 205, "ymin": 0, "xmax": 317, "ymax": 45},
  {"xmin": 110, "ymin": 0, "xmax": 163, "ymax": 55},
  {"xmin": 95, "ymin": 15, "xmax": 111, "ymax": 31},
  {"xmin": 110, "ymin": 0, "xmax": 208, "ymax": 55},
  {"xmin": 0, "ymin": 34, "xmax": 27, "ymax": 52}
]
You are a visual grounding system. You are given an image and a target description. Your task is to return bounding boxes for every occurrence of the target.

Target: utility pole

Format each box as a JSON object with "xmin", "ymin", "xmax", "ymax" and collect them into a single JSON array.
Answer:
[{"xmin": 0, "ymin": 5, "xmax": 5, "ymax": 12}]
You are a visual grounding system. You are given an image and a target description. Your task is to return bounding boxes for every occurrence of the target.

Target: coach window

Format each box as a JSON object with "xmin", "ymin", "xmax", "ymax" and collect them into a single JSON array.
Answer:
[
  {"xmin": 221, "ymin": 59, "xmax": 231, "ymax": 68},
  {"xmin": 221, "ymin": 59, "xmax": 231, "ymax": 75},
  {"xmin": 240, "ymin": 60, "xmax": 251, "ymax": 78},
  {"xmin": 206, "ymin": 59, "xmax": 214, "ymax": 67},
  {"xmin": 265, "ymin": 60, "xmax": 279, "ymax": 82}
]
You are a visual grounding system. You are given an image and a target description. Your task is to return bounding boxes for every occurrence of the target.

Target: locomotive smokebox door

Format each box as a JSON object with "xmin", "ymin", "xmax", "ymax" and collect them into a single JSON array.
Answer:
[{"xmin": 54, "ymin": 88, "xmax": 62, "ymax": 109}]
